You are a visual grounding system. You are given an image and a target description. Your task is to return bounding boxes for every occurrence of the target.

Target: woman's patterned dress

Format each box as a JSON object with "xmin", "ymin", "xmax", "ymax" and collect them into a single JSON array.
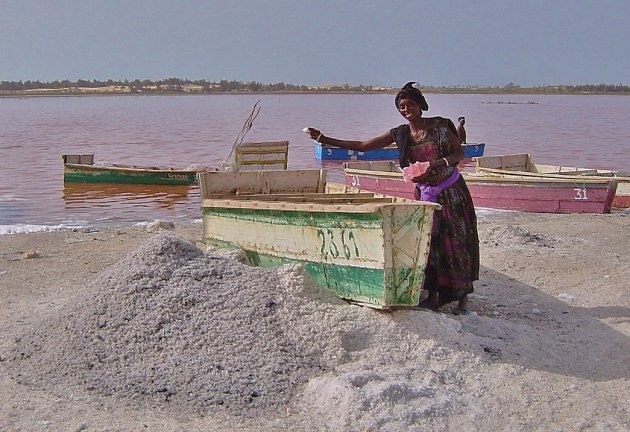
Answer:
[{"xmin": 391, "ymin": 118, "xmax": 480, "ymax": 304}]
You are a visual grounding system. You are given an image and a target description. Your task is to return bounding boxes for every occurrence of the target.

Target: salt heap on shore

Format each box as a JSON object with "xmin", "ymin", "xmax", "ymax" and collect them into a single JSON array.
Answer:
[{"xmin": 6, "ymin": 233, "xmax": 504, "ymax": 429}]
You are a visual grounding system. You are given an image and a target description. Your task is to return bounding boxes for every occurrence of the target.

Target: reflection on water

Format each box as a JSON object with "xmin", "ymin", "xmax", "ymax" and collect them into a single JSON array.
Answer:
[
  {"xmin": 62, "ymin": 183, "xmax": 200, "ymax": 224},
  {"xmin": 63, "ymin": 183, "xmax": 192, "ymax": 203}
]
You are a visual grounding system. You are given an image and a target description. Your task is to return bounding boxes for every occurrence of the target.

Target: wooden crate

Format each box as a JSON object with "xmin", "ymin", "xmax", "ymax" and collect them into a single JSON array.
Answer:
[{"xmin": 234, "ymin": 141, "xmax": 289, "ymax": 171}]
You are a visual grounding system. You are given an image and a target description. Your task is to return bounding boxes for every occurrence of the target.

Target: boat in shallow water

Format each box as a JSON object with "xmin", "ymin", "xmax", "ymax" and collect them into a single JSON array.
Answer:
[
  {"xmin": 62, "ymin": 154, "xmax": 203, "ymax": 185},
  {"xmin": 62, "ymin": 141, "xmax": 289, "ymax": 185},
  {"xmin": 343, "ymin": 160, "xmax": 618, "ymax": 214},
  {"xmin": 474, "ymin": 153, "xmax": 630, "ymax": 208},
  {"xmin": 314, "ymin": 142, "xmax": 486, "ymax": 161},
  {"xmin": 197, "ymin": 168, "xmax": 440, "ymax": 309}
]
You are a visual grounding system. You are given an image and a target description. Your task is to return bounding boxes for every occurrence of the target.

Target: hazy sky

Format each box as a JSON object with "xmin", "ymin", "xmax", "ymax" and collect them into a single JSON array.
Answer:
[{"xmin": 1, "ymin": 0, "xmax": 628, "ymax": 87}]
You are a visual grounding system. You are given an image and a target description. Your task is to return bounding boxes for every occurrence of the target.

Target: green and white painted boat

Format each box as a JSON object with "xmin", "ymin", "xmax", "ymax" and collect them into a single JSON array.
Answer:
[
  {"xmin": 62, "ymin": 141, "xmax": 289, "ymax": 185},
  {"xmin": 62, "ymin": 154, "xmax": 202, "ymax": 185},
  {"xmin": 198, "ymin": 169, "xmax": 440, "ymax": 309}
]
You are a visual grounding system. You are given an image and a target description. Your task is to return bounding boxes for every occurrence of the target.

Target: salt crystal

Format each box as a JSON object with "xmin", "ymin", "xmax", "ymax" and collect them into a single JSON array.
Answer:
[{"xmin": 402, "ymin": 161, "xmax": 430, "ymax": 182}]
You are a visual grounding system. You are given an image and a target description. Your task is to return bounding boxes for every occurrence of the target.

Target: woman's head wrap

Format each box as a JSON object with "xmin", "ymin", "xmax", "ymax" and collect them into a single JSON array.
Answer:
[{"xmin": 395, "ymin": 82, "xmax": 429, "ymax": 111}]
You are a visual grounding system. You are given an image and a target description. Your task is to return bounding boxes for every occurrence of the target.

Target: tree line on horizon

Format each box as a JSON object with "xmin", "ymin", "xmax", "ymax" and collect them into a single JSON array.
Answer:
[
  {"xmin": 0, "ymin": 78, "xmax": 375, "ymax": 93},
  {"xmin": 1, "ymin": 78, "xmax": 628, "ymax": 95}
]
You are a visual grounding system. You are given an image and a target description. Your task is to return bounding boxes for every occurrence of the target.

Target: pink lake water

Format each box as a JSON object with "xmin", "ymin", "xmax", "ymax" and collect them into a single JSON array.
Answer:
[{"xmin": 1, "ymin": 93, "xmax": 629, "ymax": 233}]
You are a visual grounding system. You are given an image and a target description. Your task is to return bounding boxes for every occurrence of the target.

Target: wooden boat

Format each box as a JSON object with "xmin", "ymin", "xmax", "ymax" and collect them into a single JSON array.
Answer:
[
  {"xmin": 315, "ymin": 143, "xmax": 399, "ymax": 161},
  {"xmin": 475, "ymin": 153, "xmax": 630, "ymax": 208},
  {"xmin": 314, "ymin": 142, "xmax": 485, "ymax": 161},
  {"xmin": 462, "ymin": 143, "xmax": 486, "ymax": 159},
  {"xmin": 343, "ymin": 160, "xmax": 618, "ymax": 214},
  {"xmin": 62, "ymin": 154, "xmax": 202, "ymax": 185},
  {"xmin": 198, "ymin": 169, "xmax": 440, "ymax": 309},
  {"xmin": 62, "ymin": 141, "xmax": 289, "ymax": 185}
]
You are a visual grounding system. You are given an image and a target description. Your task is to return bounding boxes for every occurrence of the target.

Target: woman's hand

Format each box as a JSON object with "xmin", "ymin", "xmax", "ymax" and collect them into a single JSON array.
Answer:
[
  {"xmin": 411, "ymin": 172, "xmax": 429, "ymax": 183},
  {"xmin": 303, "ymin": 127, "xmax": 322, "ymax": 141}
]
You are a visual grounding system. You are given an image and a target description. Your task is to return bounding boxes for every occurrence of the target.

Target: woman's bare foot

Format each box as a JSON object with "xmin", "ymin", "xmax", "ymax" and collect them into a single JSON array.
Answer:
[
  {"xmin": 418, "ymin": 291, "xmax": 440, "ymax": 311},
  {"xmin": 456, "ymin": 294, "xmax": 469, "ymax": 314},
  {"xmin": 428, "ymin": 291, "xmax": 440, "ymax": 310}
]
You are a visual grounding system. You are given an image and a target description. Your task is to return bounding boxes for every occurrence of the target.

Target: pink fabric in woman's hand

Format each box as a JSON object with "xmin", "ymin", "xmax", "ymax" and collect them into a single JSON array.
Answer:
[{"xmin": 402, "ymin": 161, "xmax": 430, "ymax": 182}]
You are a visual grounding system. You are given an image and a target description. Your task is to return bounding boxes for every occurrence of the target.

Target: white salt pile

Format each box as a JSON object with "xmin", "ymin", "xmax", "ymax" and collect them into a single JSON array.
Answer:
[
  {"xmin": 8, "ymin": 233, "xmax": 628, "ymax": 430},
  {"xmin": 9, "ymin": 233, "xmax": 346, "ymax": 414},
  {"xmin": 7, "ymin": 234, "xmax": 478, "ymax": 422}
]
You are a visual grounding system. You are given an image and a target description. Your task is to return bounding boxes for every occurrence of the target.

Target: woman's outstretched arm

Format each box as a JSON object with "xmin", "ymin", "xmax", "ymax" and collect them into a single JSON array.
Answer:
[{"xmin": 306, "ymin": 128, "xmax": 394, "ymax": 151}]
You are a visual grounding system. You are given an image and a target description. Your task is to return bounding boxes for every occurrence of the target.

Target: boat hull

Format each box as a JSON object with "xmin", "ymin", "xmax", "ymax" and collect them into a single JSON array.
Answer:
[
  {"xmin": 198, "ymin": 169, "xmax": 439, "ymax": 309},
  {"xmin": 315, "ymin": 142, "xmax": 485, "ymax": 160},
  {"xmin": 612, "ymin": 182, "xmax": 630, "ymax": 208},
  {"xmin": 475, "ymin": 153, "xmax": 629, "ymax": 208},
  {"xmin": 344, "ymin": 161, "xmax": 617, "ymax": 214},
  {"xmin": 63, "ymin": 163, "xmax": 199, "ymax": 185},
  {"xmin": 462, "ymin": 143, "xmax": 486, "ymax": 159},
  {"xmin": 464, "ymin": 176, "xmax": 616, "ymax": 213},
  {"xmin": 315, "ymin": 143, "xmax": 399, "ymax": 161}
]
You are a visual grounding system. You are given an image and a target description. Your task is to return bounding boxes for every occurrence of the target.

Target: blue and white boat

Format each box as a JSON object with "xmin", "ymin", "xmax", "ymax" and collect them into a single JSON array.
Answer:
[
  {"xmin": 462, "ymin": 143, "xmax": 486, "ymax": 159},
  {"xmin": 315, "ymin": 142, "xmax": 485, "ymax": 161}
]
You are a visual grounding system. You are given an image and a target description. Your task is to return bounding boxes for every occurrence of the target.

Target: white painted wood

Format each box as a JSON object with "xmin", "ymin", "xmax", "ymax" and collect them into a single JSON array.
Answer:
[{"xmin": 202, "ymin": 211, "xmax": 387, "ymax": 269}]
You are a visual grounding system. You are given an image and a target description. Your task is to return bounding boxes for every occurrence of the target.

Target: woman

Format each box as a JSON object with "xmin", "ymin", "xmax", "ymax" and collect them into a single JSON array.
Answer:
[{"xmin": 306, "ymin": 82, "xmax": 479, "ymax": 313}]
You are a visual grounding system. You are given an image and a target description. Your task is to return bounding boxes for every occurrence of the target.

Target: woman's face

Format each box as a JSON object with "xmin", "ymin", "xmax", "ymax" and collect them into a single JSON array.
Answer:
[{"xmin": 397, "ymin": 98, "xmax": 422, "ymax": 121}]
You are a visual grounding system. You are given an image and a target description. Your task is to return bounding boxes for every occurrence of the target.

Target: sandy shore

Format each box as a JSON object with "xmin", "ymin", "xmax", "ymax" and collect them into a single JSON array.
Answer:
[{"xmin": 0, "ymin": 212, "xmax": 628, "ymax": 431}]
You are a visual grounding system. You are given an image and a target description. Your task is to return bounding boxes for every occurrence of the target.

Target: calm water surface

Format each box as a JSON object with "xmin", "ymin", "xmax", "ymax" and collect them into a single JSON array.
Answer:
[{"xmin": 1, "ymin": 93, "xmax": 629, "ymax": 233}]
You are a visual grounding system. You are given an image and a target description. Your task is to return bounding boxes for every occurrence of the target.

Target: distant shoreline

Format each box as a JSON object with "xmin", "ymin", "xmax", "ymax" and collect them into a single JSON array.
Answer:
[
  {"xmin": 2, "ymin": 89, "xmax": 629, "ymax": 98},
  {"xmin": 3, "ymin": 78, "xmax": 628, "ymax": 98}
]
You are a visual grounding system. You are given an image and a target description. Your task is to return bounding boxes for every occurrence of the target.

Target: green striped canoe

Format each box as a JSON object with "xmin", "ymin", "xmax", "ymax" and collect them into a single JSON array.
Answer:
[{"xmin": 62, "ymin": 154, "xmax": 200, "ymax": 185}]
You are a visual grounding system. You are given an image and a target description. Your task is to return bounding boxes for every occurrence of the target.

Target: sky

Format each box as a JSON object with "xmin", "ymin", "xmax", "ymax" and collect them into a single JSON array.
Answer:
[{"xmin": 1, "ymin": 0, "xmax": 628, "ymax": 87}]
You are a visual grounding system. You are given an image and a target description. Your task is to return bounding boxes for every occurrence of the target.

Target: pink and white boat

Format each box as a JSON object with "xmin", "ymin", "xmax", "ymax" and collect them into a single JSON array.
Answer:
[
  {"xmin": 475, "ymin": 153, "xmax": 630, "ymax": 209},
  {"xmin": 343, "ymin": 160, "xmax": 618, "ymax": 214}
]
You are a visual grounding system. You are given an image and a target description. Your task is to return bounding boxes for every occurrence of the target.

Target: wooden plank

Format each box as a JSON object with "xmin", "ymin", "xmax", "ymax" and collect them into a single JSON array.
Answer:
[
  {"xmin": 235, "ymin": 141, "xmax": 289, "ymax": 170},
  {"xmin": 202, "ymin": 193, "xmax": 395, "ymax": 204},
  {"xmin": 203, "ymin": 191, "xmax": 376, "ymax": 199},
  {"xmin": 206, "ymin": 196, "xmax": 392, "ymax": 204},
  {"xmin": 475, "ymin": 153, "xmax": 530, "ymax": 171},
  {"xmin": 236, "ymin": 140, "xmax": 289, "ymax": 151},
  {"xmin": 63, "ymin": 154, "xmax": 94, "ymax": 165},
  {"xmin": 198, "ymin": 169, "xmax": 326, "ymax": 197},
  {"xmin": 200, "ymin": 198, "xmax": 427, "ymax": 213}
]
